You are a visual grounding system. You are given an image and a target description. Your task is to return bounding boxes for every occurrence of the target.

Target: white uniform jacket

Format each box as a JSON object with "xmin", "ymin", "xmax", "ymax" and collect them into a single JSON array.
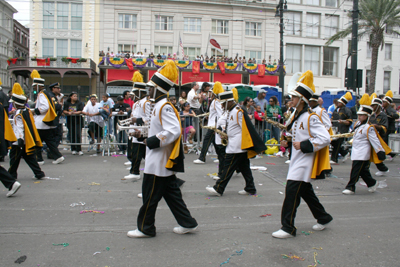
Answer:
[
  {"xmin": 34, "ymin": 92, "xmax": 55, "ymax": 129},
  {"xmin": 216, "ymin": 111, "xmax": 228, "ymax": 145},
  {"xmin": 130, "ymin": 98, "xmax": 151, "ymax": 144},
  {"xmin": 225, "ymin": 105, "xmax": 246, "ymax": 154},
  {"xmin": 12, "ymin": 109, "xmax": 25, "ymax": 145},
  {"xmin": 351, "ymin": 122, "xmax": 384, "ymax": 161},
  {"xmin": 287, "ymin": 111, "xmax": 331, "ymax": 183},
  {"xmin": 144, "ymin": 98, "xmax": 181, "ymax": 177},
  {"xmin": 207, "ymin": 99, "xmax": 223, "ymax": 127},
  {"xmin": 312, "ymin": 106, "xmax": 332, "ymax": 131}
]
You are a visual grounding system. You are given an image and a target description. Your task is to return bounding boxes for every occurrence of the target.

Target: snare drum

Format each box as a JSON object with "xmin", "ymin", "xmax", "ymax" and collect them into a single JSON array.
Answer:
[{"xmin": 388, "ymin": 133, "xmax": 400, "ymax": 154}]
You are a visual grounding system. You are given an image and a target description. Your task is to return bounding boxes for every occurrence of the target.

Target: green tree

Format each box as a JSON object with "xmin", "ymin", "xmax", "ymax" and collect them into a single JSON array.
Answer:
[{"xmin": 326, "ymin": 0, "xmax": 400, "ymax": 94}]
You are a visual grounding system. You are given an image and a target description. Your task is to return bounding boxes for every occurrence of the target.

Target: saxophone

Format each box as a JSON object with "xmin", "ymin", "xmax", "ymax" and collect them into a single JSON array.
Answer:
[
  {"xmin": 264, "ymin": 117, "xmax": 287, "ymax": 130},
  {"xmin": 202, "ymin": 125, "xmax": 228, "ymax": 146}
]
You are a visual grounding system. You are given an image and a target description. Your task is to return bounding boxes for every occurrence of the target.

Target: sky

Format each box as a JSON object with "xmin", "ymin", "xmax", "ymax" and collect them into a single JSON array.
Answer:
[{"xmin": 6, "ymin": 0, "xmax": 30, "ymax": 26}]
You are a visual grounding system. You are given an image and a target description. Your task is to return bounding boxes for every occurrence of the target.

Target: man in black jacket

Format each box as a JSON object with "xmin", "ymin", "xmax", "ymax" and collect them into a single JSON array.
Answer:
[{"xmin": 382, "ymin": 91, "xmax": 399, "ymax": 160}]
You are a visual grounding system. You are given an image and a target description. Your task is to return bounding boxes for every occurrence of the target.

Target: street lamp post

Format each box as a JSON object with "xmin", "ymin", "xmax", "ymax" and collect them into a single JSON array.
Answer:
[{"xmin": 276, "ymin": 0, "xmax": 287, "ymax": 105}]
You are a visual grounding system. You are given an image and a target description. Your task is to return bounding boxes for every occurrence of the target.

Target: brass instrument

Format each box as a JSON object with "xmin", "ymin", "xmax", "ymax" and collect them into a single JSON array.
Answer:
[
  {"xmin": 202, "ymin": 125, "xmax": 228, "ymax": 146},
  {"xmin": 116, "ymin": 123, "xmax": 149, "ymax": 137},
  {"xmin": 264, "ymin": 117, "xmax": 287, "ymax": 130},
  {"xmin": 330, "ymin": 132, "xmax": 354, "ymax": 139},
  {"xmin": 118, "ymin": 118, "xmax": 133, "ymax": 126},
  {"xmin": 196, "ymin": 112, "xmax": 209, "ymax": 118}
]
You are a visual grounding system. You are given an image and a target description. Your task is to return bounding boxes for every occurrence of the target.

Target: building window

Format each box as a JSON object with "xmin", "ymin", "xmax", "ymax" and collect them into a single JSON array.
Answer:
[
  {"xmin": 367, "ymin": 42, "xmax": 372, "ymax": 58},
  {"xmin": 383, "ymin": 71, "xmax": 391, "ymax": 93},
  {"xmin": 286, "ymin": 12, "xmax": 301, "ymax": 36},
  {"xmin": 211, "ymin": 48, "xmax": 228, "ymax": 57},
  {"xmin": 323, "ymin": 47, "xmax": 338, "ymax": 76},
  {"xmin": 43, "ymin": 2, "xmax": 55, "ymax": 29},
  {"xmin": 212, "ymin": 20, "xmax": 229, "ymax": 34},
  {"xmin": 57, "ymin": 2, "xmax": 69, "ymax": 29},
  {"xmin": 245, "ymin": 22, "xmax": 262, "ymax": 37},
  {"xmin": 325, "ymin": 15, "xmax": 338, "ymax": 38},
  {"xmin": 385, "ymin": 43, "xmax": 392, "ymax": 60},
  {"xmin": 183, "ymin": 47, "xmax": 201, "ymax": 60},
  {"xmin": 184, "ymin": 18, "xmax": 201, "ymax": 33},
  {"xmin": 118, "ymin": 44, "xmax": 136, "ymax": 53},
  {"xmin": 118, "ymin": 14, "xmax": 137, "ymax": 29},
  {"xmin": 286, "ymin": 44, "xmax": 302, "ymax": 73},
  {"xmin": 245, "ymin": 50, "xmax": 262, "ymax": 64},
  {"xmin": 305, "ymin": 46, "xmax": 320, "ymax": 75},
  {"xmin": 155, "ymin": 16, "xmax": 173, "ymax": 31},
  {"xmin": 71, "ymin": 4, "xmax": 82, "ymax": 30},
  {"xmin": 307, "ymin": 0, "xmax": 319, "ymax": 5},
  {"xmin": 43, "ymin": 38, "xmax": 54, "ymax": 57},
  {"xmin": 287, "ymin": 0, "xmax": 301, "ymax": 4},
  {"xmin": 306, "ymin": 13, "xmax": 320, "ymax": 37},
  {"xmin": 70, "ymin": 40, "xmax": 81, "ymax": 57},
  {"xmin": 154, "ymin": 46, "xmax": 173, "ymax": 55},
  {"xmin": 57, "ymin": 39, "xmax": 68, "ymax": 57},
  {"xmin": 326, "ymin": 0, "xmax": 338, "ymax": 7}
]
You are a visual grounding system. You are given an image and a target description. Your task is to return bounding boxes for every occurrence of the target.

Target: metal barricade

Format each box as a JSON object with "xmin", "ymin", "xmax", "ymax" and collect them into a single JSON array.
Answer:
[{"xmin": 180, "ymin": 114, "xmax": 201, "ymax": 154}]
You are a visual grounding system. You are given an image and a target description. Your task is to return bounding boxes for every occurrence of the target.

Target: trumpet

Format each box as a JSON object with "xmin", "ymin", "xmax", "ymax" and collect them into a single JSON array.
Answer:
[
  {"xmin": 116, "ymin": 124, "xmax": 150, "ymax": 137},
  {"xmin": 202, "ymin": 125, "xmax": 228, "ymax": 146},
  {"xmin": 118, "ymin": 118, "xmax": 133, "ymax": 126},
  {"xmin": 196, "ymin": 112, "xmax": 209, "ymax": 118},
  {"xmin": 264, "ymin": 117, "xmax": 287, "ymax": 130}
]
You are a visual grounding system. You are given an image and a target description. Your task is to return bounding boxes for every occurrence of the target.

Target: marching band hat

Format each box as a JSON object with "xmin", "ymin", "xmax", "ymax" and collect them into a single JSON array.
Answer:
[
  {"xmin": 288, "ymin": 70, "xmax": 315, "ymax": 103},
  {"xmin": 309, "ymin": 94, "xmax": 320, "ymax": 102},
  {"xmin": 371, "ymin": 97, "xmax": 383, "ymax": 107},
  {"xmin": 31, "ymin": 70, "xmax": 45, "ymax": 86},
  {"xmin": 10, "ymin": 83, "xmax": 27, "ymax": 105},
  {"xmin": 49, "ymin": 82, "xmax": 60, "ymax": 89},
  {"xmin": 383, "ymin": 90, "xmax": 393, "ymax": 104},
  {"xmin": 338, "ymin": 92, "xmax": 353, "ymax": 105},
  {"xmin": 148, "ymin": 60, "xmax": 178, "ymax": 93},
  {"xmin": 218, "ymin": 91, "xmax": 234, "ymax": 104},
  {"xmin": 357, "ymin": 94, "xmax": 373, "ymax": 116}
]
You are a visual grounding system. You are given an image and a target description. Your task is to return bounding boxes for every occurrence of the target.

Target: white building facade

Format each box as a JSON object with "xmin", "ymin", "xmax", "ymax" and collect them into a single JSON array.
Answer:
[{"xmin": 0, "ymin": 1, "xmax": 17, "ymax": 91}]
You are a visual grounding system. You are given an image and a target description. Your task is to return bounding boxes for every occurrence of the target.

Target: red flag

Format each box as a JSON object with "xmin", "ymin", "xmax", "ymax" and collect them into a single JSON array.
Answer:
[
  {"xmin": 125, "ymin": 58, "xmax": 134, "ymax": 71},
  {"xmin": 258, "ymin": 64, "xmax": 265, "ymax": 77},
  {"xmin": 192, "ymin": 61, "xmax": 200, "ymax": 74},
  {"xmin": 46, "ymin": 58, "xmax": 50, "ymax": 66},
  {"xmin": 217, "ymin": 62, "xmax": 225, "ymax": 75},
  {"xmin": 7, "ymin": 60, "xmax": 10, "ymax": 66},
  {"xmin": 36, "ymin": 58, "xmax": 47, "ymax": 66},
  {"xmin": 11, "ymin": 58, "xmax": 18, "ymax": 64},
  {"xmin": 67, "ymin": 57, "xmax": 79, "ymax": 63}
]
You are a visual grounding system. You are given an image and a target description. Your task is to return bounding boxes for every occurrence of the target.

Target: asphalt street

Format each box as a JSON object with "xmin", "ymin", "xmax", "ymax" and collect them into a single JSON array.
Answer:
[{"xmin": 1, "ymin": 147, "xmax": 399, "ymax": 267}]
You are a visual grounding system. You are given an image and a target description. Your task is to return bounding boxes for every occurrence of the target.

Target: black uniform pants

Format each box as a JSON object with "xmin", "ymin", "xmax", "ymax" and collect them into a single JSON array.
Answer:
[
  {"xmin": 213, "ymin": 152, "xmax": 256, "ymax": 195},
  {"xmin": 198, "ymin": 129, "xmax": 215, "ymax": 162},
  {"xmin": 130, "ymin": 143, "xmax": 146, "ymax": 175},
  {"xmin": 281, "ymin": 180, "xmax": 332, "ymax": 236},
  {"xmin": 137, "ymin": 174, "xmax": 198, "ymax": 237},
  {"xmin": 346, "ymin": 160, "xmax": 377, "ymax": 192},
  {"xmin": 9, "ymin": 145, "xmax": 45, "ymax": 179},
  {"xmin": 36, "ymin": 129, "xmax": 63, "ymax": 162},
  {"xmin": 127, "ymin": 138, "xmax": 133, "ymax": 162},
  {"xmin": 331, "ymin": 137, "xmax": 348, "ymax": 163},
  {"xmin": 0, "ymin": 166, "xmax": 16, "ymax": 190},
  {"xmin": 375, "ymin": 162, "xmax": 389, "ymax": 172},
  {"xmin": 215, "ymin": 144, "xmax": 226, "ymax": 178}
]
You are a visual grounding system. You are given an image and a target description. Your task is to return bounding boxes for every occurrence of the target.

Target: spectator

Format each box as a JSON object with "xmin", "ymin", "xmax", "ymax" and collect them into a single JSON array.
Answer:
[
  {"xmin": 200, "ymin": 82, "xmax": 211, "ymax": 114},
  {"xmin": 82, "ymin": 95, "xmax": 104, "ymax": 153},
  {"xmin": 328, "ymin": 98, "xmax": 338, "ymax": 119},
  {"xmin": 110, "ymin": 52, "xmax": 115, "ymax": 57},
  {"xmin": 169, "ymin": 96, "xmax": 180, "ymax": 112},
  {"xmin": 318, "ymin": 97, "xmax": 324, "ymax": 107},
  {"xmin": 254, "ymin": 105, "xmax": 265, "ymax": 136},
  {"xmin": 161, "ymin": 53, "xmax": 167, "ymax": 60},
  {"xmin": 179, "ymin": 91, "xmax": 187, "ymax": 107},
  {"xmin": 63, "ymin": 92, "xmax": 84, "ymax": 155},
  {"xmin": 266, "ymin": 96, "xmax": 282, "ymax": 141},
  {"xmin": 111, "ymin": 95, "xmax": 131, "ymax": 154},
  {"xmin": 242, "ymin": 97, "xmax": 255, "ymax": 120},
  {"xmin": 253, "ymin": 89, "xmax": 268, "ymax": 112},
  {"xmin": 123, "ymin": 90, "xmax": 134, "ymax": 108},
  {"xmin": 99, "ymin": 50, "xmax": 105, "ymax": 56},
  {"xmin": 350, "ymin": 96, "xmax": 361, "ymax": 120},
  {"xmin": 180, "ymin": 102, "xmax": 196, "ymax": 145},
  {"xmin": 187, "ymin": 82, "xmax": 201, "ymax": 115},
  {"xmin": 99, "ymin": 94, "xmax": 114, "ymax": 135}
]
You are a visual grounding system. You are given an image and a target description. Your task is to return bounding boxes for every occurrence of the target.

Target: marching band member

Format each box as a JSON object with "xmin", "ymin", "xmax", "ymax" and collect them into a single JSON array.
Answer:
[
  {"xmin": 206, "ymin": 88, "xmax": 266, "ymax": 197},
  {"xmin": 309, "ymin": 94, "xmax": 332, "ymax": 132},
  {"xmin": 382, "ymin": 90, "xmax": 399, "ymax": 160},
  {"xmin": 272, "ymin": 70, "xmax": 332, "ymax": 239},
  {"xmin": 330, "ymin": 92, "xmax": 353, "ymax": 164},
  {"xmin": 342, "ymin": 94, "xmax": 391, "ymax": 195},
  {"xmin": 0, "ymin": 101, "xmax": 21, "ymax": 197},
  {"xmin": 8, "ymin": 83, "xmax": 45, "ymax": 180},
  {"xmin": 370, "ymin": 97, "xmax": 390, "ymax": 176},
  {"xmin": 31, "ymin": 70, "xmax": 64, "ymax": 165},
  {"xmin": 193, "ymin": 81, "xmax": 224, "ymax": 166},
  {"xmin": 127, "ymin": 60, "xmax": 197, "ymax": 238},
  {"xmin": 124, "ymin": 78, "xmax": 151, "ymax": 180}
]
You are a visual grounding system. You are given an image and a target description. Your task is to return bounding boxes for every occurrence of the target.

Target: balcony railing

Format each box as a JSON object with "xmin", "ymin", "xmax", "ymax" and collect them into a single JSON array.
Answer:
[{"xmin": 8, "ymin": 58, "xmax": 97, "ymax": 69}]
